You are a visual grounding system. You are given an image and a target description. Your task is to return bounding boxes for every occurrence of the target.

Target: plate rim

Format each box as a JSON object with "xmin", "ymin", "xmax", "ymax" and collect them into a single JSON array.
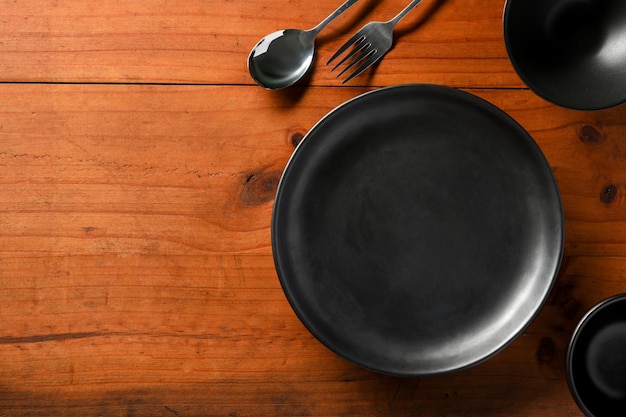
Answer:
[{"xmin": 271, "ymin": 83, "xmax": 565, "ymax": 376}]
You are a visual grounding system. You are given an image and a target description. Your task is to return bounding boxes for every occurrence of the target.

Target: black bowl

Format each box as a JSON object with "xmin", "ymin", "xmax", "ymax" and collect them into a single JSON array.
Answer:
[
  {"xmin": 503, "ymin": 0, "xmax": 626, "ymax": 110},
  {"xmin": 567, "ymin": 294, "xmax": 626, "ymax": 416}
]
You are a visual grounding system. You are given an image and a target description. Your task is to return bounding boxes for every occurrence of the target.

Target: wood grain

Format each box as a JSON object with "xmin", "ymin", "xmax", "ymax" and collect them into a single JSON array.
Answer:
[
  {"xmin": 1, "ymin": 85, "xmax": 626, "ymax": 415},
  {"xmin": 0, "ymin": 0, "xmax": 521, "ymax": 87},
  {"xmin": 1, "ymin": 0, "xmax": 626, "ymax": 415}
]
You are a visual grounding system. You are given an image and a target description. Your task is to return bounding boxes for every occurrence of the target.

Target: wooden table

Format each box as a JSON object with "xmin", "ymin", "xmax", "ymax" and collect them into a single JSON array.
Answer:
[{"xmin": 1, "ymin": 0, "xmax": 624, "ymax": 415}]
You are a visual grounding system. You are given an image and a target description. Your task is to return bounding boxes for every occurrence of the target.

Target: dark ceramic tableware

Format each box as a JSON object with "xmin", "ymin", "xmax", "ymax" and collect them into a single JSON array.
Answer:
[
  {"xmin": 503, "ymin": 0, "xmax": 626, "ymax": 110},
  {"xmin": 272, "ymin": 84, "xmax": 564, "ymax": 376},
  {"xmin": 567, "ymin": 293, "xmax": 626, "ymax": 416}
]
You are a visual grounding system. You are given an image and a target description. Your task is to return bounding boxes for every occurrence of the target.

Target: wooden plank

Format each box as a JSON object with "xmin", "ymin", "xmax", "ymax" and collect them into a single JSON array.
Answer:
[
  {"xmin": 3, "ymin": 0, "xmax": 625, "ymax": 414},
  {"xmin": 2, "ymin": 85, "xmax": 626, "ymax": 257},
  {"xmin": 0, "ymin": 0, "xmax": 523, "ymax": 87},
  {"xmin": 1, "ymin": 85, "xmax": 626, "ymax": 415},
  {"xmin": 0, "ymin": 254, "xmax": 620, "ymax": 417}
]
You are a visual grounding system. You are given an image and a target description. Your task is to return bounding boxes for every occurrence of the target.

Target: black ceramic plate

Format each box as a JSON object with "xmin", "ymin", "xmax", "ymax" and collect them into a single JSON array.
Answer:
[{"xmin": 272, "ymin": 84, "xmax": 563, "ymax": 376}]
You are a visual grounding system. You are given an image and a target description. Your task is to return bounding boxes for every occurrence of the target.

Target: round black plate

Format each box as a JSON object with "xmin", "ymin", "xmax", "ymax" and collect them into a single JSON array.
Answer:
[{"xmin": 272, "ymin": 84, "xmax": 564, "ymax": 376}]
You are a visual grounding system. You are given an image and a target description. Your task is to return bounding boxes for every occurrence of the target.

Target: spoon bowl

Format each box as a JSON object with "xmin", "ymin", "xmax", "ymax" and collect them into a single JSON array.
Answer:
[
  {"xmin": 248, "ymin": 29, "xmax": 316, "ymax": 90},
  {"xmin": 247, "ymin": 0, "xmax": 359, "ymax": 90}
]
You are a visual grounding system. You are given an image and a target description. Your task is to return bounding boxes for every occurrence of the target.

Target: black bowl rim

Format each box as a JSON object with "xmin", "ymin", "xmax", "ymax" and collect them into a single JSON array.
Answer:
[
  {"xmin": 566, "ymin": 292, "xmax": 626, "ymax": 416},
  {"xmin": 502, "ymin": 0, "xmax": 626, "ymax": 111}
]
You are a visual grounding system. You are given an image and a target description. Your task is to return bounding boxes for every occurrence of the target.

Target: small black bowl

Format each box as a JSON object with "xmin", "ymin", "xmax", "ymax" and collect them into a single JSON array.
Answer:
[
  {"xmin": 567, "ymin": 294, "xmax": 626, "ymax": 416},
  {"xmin": 503, "ymin": 0, "xmax": 626, "ymax": 110}
]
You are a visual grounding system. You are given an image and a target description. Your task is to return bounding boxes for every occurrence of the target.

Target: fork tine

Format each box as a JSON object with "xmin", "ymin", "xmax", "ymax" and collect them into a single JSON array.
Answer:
[
  {"xmin": 336, "ymin": 46, "xmax": 374, "ymax": 78},
  {"xmin": 332, "ymin": 41, "xmax": 369, "ymax": 72},
  {"xmin": 341, "ymin": 50, "xmax": 383, "ymax": 84},
  {"xmin": 327, "ymin": 32, "xmax": 365, "ymax": 66}
]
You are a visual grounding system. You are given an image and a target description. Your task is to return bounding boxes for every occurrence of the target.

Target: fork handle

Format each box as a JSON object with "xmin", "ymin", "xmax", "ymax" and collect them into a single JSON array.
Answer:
[
  {"xmin": 311, "ymin": 0, "xmax": 361, "ymax": 35},
  {"xmin": 388, "ymin": 0, "xmax": 424, "ymax": 26}
]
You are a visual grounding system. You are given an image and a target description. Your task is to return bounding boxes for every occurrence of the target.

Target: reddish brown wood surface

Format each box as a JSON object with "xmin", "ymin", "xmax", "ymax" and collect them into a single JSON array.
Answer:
[
  {"xmin": 0, "ymin": 0, "xmax": 519, "ymax": 87},
  {"xmin": 1, "ymin": 0, "xmax": 625, "ymax": 415}
]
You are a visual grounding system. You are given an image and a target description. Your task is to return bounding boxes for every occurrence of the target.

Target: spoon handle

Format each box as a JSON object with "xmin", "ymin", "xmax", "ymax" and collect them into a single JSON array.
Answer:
[{"xmin": 311, "ymin": 0, "xmax": 360, "ymax": 35}]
